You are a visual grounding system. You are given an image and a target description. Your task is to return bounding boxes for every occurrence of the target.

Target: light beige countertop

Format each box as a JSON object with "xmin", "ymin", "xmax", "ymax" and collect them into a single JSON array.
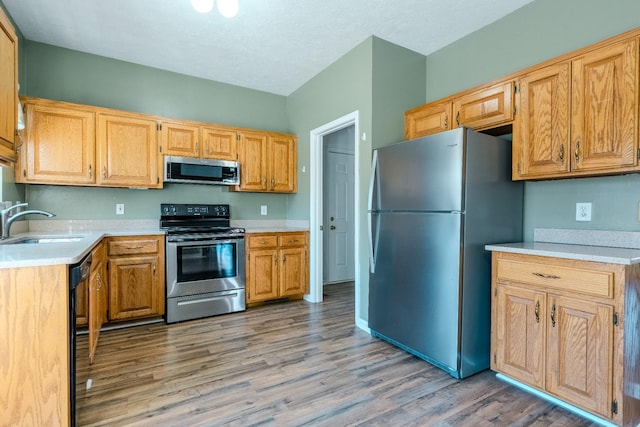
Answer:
[
  {"xmin": 485, "ymin": 228, "xmax": 640, "ymax": 265},
  {"xmin": 0, "ymin": 224, "xmax": 164, "ymax": 269}
]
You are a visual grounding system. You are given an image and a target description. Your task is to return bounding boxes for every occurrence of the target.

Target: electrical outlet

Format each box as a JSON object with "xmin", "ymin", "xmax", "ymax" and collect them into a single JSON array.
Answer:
[
  {"xmin": 576, "ymin": 202, "xmax": 591, "ymax": 221},
  {"xmin": 116, "ymin": 204, "xmax": 125, "ymax": 215},
  {"xmin": 260, "ymin": 205, "xmax": 267, "ymax": 216}
]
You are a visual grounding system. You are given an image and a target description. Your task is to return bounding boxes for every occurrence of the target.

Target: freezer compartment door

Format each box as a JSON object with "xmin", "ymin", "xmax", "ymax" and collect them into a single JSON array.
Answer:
[
  {"xmin": 374, "ymin": 128, "xmax": 464, "ymax": 212},
  {"xmin": 369, "ymin": 212, "xmax": 462, "ymax": 372}
]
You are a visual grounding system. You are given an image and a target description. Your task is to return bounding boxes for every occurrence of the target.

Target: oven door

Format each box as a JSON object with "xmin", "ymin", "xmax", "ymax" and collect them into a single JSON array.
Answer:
[{"xmin": 166, "ymin": 237, "xmax": 245, "ymax": 298}]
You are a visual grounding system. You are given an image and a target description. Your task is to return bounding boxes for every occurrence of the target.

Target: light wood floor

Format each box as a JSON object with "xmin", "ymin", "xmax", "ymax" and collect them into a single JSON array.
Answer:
[{"xmin": 77, "ymin": 282, "xmax": 597, "ymax": 426}]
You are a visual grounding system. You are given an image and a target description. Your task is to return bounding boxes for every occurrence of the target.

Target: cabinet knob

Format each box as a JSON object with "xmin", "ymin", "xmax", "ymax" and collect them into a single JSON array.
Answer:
[
  {"xmin": 89, "ymin": 164, "xmax": 93, "ymax": 179},
  {"xmin": 559, "ymin": 145, "xmax": 564, "ymax": 163},
  {"xmin": 574, "ymin": 141, "xmax": 580, "ymax": 163},
  {"xmin": 534, "ymin": 300, "xmax": 540, "ymax": 323},
  {"xmin": 550, "ymin": 303, "xmax": 556, "ymax": 327}
]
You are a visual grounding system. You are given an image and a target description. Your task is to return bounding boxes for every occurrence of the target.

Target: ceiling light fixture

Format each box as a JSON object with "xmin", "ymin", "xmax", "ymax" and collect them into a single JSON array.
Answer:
[
  {"xmin": 191, "ymin": 0, "xmax": 214, "ymax": 14},
  {"xmin": 217, "ymin": 0, "xmax": 239, "ymax": 18}
]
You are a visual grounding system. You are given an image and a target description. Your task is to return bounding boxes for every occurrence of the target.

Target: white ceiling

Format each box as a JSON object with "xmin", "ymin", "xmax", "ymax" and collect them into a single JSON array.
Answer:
[{"xmin": 3, "ymin": 0, "xmax": 535, "ymax": 96}]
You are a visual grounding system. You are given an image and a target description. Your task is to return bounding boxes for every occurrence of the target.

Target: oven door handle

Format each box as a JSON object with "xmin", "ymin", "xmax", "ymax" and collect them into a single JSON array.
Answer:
[{"xmin": 167, "ymin": 238, "xmax": 241, "ymax": 246}]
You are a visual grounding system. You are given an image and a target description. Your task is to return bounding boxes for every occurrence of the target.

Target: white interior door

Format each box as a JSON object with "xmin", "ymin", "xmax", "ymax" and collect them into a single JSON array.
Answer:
[{"xmin": 324, "ymin": 150, "xmax": 355, "ymax": 283}]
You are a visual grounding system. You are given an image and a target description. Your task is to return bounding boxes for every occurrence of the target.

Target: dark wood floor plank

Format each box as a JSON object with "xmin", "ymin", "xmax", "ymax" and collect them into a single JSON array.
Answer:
[{"xmin": 77, "ymin": 282, "xmax": 598, "ymax": 426}]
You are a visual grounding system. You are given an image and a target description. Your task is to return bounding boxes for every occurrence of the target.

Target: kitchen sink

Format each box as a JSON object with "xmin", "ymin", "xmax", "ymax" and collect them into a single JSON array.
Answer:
[{"xmin": 0, "ymin": 236, "xmax": 85, "ymax": 245}]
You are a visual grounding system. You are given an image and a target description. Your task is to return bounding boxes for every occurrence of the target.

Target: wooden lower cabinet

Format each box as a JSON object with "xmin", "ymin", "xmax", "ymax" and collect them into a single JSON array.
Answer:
[
  {"xmin": 1, "ymin": 264, "xmax": 69, "ymax": 427},
  {"xmin": 88, "ymin": 240, "xmax": 107, "ymax": 364},
  {"xmin": 107, "ymin": 235, "xmax": 165, "ymax": 321},
  {"xmin": 490, "ymin": 251, "xmax": 640, "ymax": 426},
  {"xmin": 246, "ymin": 231, "xmax": 309, "ymax": 304}
]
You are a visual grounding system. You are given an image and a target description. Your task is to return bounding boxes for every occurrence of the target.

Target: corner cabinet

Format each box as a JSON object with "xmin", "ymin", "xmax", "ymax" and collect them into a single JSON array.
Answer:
[
  {"xmin": 97, "ymin": 113, "xmax": 162, "ymax": 188},
  {"xmin": 246, "ymin": 231, "xmax": 309, "ymax": 304},
  {"xmin": 0, "ymin": 5, "xmax": 18, "ymax": 164},
  {"xmin": 490, "ymin": 251, "xmax": 640, "ymax": 426},
  {"xmin": 235, "ymin": 132, "xmax": 297, "ymax": 193},
  {"xmin": 107, "ymin": 235, "xmax": 165, "ymax": 321}
]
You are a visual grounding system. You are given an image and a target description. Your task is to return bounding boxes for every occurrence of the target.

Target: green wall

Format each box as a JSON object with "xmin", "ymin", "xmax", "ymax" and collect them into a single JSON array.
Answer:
[
  {"xmin": 425, "ymin": 0, "xmax": 640, "ymax": 240},
  {"xmin": 16, "ymin": 41, "xmax": 292, "ymax": 220},
  {"xmin": 287, "ymin": 36, "xmax": 426, "ymax": 322}
]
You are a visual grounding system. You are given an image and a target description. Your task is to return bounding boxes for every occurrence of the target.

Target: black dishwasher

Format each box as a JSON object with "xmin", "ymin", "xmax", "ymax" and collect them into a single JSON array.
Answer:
[{"xmin": 69, "ymin": 253, "xmax": 91, "ymax": 427}]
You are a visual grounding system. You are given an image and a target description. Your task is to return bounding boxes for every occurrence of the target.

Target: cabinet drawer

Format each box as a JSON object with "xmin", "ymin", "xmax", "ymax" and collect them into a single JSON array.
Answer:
[
  {"xmin": 278, "ymin": 233, "xmax": 306, "ymax": 248},
  {"xmin": 247, "ymin": 235, "xmax": 278, "ymax": 249},
  {"xmin": 108, "ymin": 238, "xmax": 159, "ymax": 256},
  {"xmin": 496, "ymin": 258, "xmax": 614, "ymax": 298}
]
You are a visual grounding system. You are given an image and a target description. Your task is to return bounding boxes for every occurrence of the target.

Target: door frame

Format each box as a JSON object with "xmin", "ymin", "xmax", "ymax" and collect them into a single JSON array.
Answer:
[{"xmin": 307, "ymin": 111, "xmax": 361, "ymax": 323}]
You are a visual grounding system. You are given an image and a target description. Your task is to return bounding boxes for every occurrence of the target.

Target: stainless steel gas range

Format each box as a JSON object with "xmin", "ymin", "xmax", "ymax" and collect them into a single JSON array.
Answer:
[{"xmin": 160, "ymin": 203, "xmax": 246, "ymax": 323}]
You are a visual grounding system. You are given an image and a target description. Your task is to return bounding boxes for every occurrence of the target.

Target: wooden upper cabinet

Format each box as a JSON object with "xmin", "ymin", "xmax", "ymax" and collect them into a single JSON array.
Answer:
[
  {"xmin": 513, "ymin": 62, "xmax": 571, "ymax": 179},
  {"xmin": 162, "ymin": 122, "xmax": 237, "ymax": 161},
  {"xmin": 237, "ymin": 131, "xmax": 268, "ymax": 191},
  {"xmin": 453, "ymin": 81, "xmax": 514, "ymax": 130},
  {"xmin": 270, "ymin": 134, "xmax": 297, "ymax": 193},
  {"xmin": 97, "ymin": 113, "xmax": 161, "ymax": 188},
  {"xmin": 405, "ymin": 102, "xmax": 452, "ymax": 139},
  {"xmin": 571, "ymin": 37, "xmax": 639, "ymax": 173},
  {"xmin": 0, "ymin": 6, "xmax": 17, "ymax": 163},
  {"xmin": 201, "ymin": 126, "xmax": 237, "ymax": 160},
  {"xmin": 235, "ymin": 131, "xmax": 297, "ymax": 193},
  {"xmin": 19, "ymin": 102, "xmax": 96, "ymax": 184},
  {"xmin": 162, "ymin": 121, "xmax": 200, "ymax": 158}
]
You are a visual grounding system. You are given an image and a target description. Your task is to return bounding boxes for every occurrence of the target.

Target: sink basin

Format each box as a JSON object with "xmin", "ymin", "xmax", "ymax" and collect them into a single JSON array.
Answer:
[{"xmin": 0, "ymin": 236, "xmax": 85, "ymax": 245}]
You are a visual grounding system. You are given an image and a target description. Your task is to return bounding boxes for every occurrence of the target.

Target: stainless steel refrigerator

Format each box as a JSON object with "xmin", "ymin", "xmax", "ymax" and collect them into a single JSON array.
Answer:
[{"xmin": 368, "ymin": 127, "xmax": 523, "ymax": 379}]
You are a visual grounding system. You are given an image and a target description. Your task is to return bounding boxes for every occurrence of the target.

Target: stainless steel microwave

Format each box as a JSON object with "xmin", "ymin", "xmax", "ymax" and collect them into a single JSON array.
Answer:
[{"xmin": 164, "ymin": 156, "xmax": 240, "ymax": 186}]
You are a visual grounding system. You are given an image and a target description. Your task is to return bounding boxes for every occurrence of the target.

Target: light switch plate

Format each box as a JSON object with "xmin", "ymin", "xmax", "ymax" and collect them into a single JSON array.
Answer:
[
  {"xmin": 260, "ymin": 205, "xmax": 267, "ymax": 216},
  {"xmin": 576, "ymin": 202, "xmax": 591, "ymax": 221},
  {"xmin": 116, "ymin": 204, "xmax": 125, "ymax": 215}
]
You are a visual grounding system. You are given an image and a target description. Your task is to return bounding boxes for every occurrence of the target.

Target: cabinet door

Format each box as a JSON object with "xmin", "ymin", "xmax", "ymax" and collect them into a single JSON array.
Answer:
[
  {"xmin": 88, "ymin": 258, "xmax": 105, "ymax": 364},
  {"xmin": 237, "ymin": 131, "xmax": 268, "ymax": 191},
  {"xmin": 88, "ymin": 242, "xmax": 106, "ymax": 364},
  {"xmin": 493, "ymin": 285, "xmax": 546, "ymax": 389},
  {"xmin": 201, "ymin": 126, "xmax": 237, "ymax": 160},
  {"xmin": 97, "ymin": 114, "xmax": 161, "ymax": 188},
  {"xmin": 76, "ymin": 279, "xmax": 88, "ymax": 326},
  {"xmin": 269, "ymin": 134, "xmax": 297, "ymax": 193},
  {"xmin": 247, "ymin": 249, "xmax": 279, "ymax": 302},
  {"xmin": 514, "ymin": 62, "xmax": 571, "ymax": 179},
  {"xmin": 162, "ymin": 121, "xmax": 200, "ymax": 157},
  {"xmin": 0, "ymin": 8, "xmax": 17, "ymax": 162},
  {"xmin": 453, "ymin": 81, "xmax": 514, "ymax": 130},
  {"xmin": 279, "ymin": 247, "xmax": 307, "ymax": 297},
  {"xmin": 109, "ymin": 255, "xmax": 162, "ymax": 320},
  {"xmin": 571, "ymin": 38, "xmax": 639, "ymax": 173},
  {"xmin": 546, "ymin": 295, "xmax": 613, "ymax": 418},
  {"xmin": 404, "ymin": 102, "xmax": 452, "ymax": 139},
  {"xmin": 22, "ymin": 103, "xmax": 96, "ymax": 184}
]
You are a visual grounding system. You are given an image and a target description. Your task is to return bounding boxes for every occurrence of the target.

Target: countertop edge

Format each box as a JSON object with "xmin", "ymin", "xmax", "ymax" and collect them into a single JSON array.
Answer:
[{"xmin": 485, "ymin": 242, "xmax": 640, "ymax": 265}]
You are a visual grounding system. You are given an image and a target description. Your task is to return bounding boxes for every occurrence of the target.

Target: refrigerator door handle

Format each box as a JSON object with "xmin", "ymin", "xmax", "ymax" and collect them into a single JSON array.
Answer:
[{"xmin": 368, "ymin": 150, "xmax": 379, "ymax": 273}]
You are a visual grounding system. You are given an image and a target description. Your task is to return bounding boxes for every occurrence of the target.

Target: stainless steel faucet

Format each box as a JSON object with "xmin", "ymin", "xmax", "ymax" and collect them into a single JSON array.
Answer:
[{"xmin": 0, "ymin": 202, "xmax": 56, "ymax": 239}]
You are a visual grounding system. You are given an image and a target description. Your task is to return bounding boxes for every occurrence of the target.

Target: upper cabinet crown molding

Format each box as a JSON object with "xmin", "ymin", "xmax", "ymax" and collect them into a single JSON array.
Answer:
[{"xmin": 0, "ymin": 6, "xmax": 18, "ymax": 164}]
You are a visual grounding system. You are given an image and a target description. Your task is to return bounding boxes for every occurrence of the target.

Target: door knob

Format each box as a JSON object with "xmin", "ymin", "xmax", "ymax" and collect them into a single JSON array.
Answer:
[{"xmin": 330, "ymin": 225, "xmax": 336, "ymax": 230}]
